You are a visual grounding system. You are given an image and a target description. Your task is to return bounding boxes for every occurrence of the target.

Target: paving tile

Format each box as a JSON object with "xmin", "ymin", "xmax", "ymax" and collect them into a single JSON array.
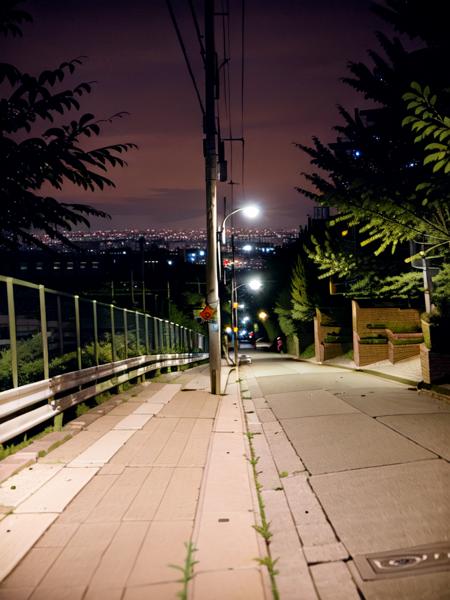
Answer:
[
  {"xmin": 296, "ymin": 521, "xmax": 337, "ymax": 547},
  {"xmin": 123, "ymin": 582, "xmax": 180, "ymax": 600},
  {"xmin": 255, "ymin": 408, "xmax": 277, "ymax": 423},
  {"xmin": 113, "ymin": 414, "xmax": 153, "ymax": 430},
  {"xmin": 337, "ymin": 390, "xmax": 450, "ymax": 417},
  {"xmin": 261, "ymin": 489, "xmax": 318, "ymax": 600},
  {"xmin": 253, "ymin": 397, "xmax": 270, "ymax": 408},
  {"xmin": 195, "ymin": 511, "xmax": 260, "ymax": 571},
  {"xmin": 57, "ymin": 474, "xmax": 118, "ymax": 524},
  {"xmin": 84, "ymin": 588, "xmax": 123, "ymax": 600},
  {"xmin": 311, "ymin": 459, "xmax": 450, "ymax": 555},
  {"xmin": 281, "ymin": 413, "xmax": 436, "ymax": 474},
  {"xmin": 108, "ymin": 427, "xmax": 158, "ymax": 465},
  {"xmin": 178, "ymin": 419, "xmax": 213, "ymax": 467},
  {"xmin": 98, "ymin": 464, "xmax": 125, "ymax": 476},
  {"xmin": 107, "ymin": 403, "xmax": 139, "ymax": 416},
  {"xmin": 153, "ymin": 418, "xmax": 196, "ymax": 466},
  {"xmin": 86, "ymin": 415, "xmax": 125, "ymax": 432},
  {"xmin": 30, "ymin": 586, "xmax": 86, "ymax": 600},
  {"xmin": 214, "ymin": 393, "xmax": 242, "ymax": 432},
  {"xmin": 256, "ymin": 372, "xmax": 360, "ymax": 395},
  {"xmin": 200, "ymin": 433, "xmax": 253, "ymax": 513},
  {"xmin": 193, "ymin": 568, "xmax": 265, "ymax": 600},
  {"xmin": 378, "ymin": 413, "xmax": 450, "ymax": 460},
  {"xmin": 303, "ymin": 541, "xmax": 349, "ymax": 563},
  {"xmin": 15, "ymin": 467, "xmax": 98, "ymax": 513},
  {"xmin": 251, "ymin": 429, "xmax": 281, "ymax": 490},
  {"xmin": 263, "ymin": 421, "xmax": 305, "ymax": 475},
  {"xmin": 69, "ymin": 430, "xmax": 135, "ymax": 467},
  {"xmin": 128, "ymin": 418, "xmax": 181, "ymax": 466},
  {"xmin": 0, "ymin": 587, "xmax": 33, "ymax": 600},
  {"xmin": 123, "ymin": 467, "xmax": 173, "ymax": 520},
  {"xmin": 132, "ymin": 402, "xmax": 164, "ymax": 414},
  {"xmin": 267, "ymin": 389, "xmax": 358, "ymax": 418},
  {"xmin": 127, "ymin": 520, "xmax": 193, "ymax": 586},
  {"xmin": 35, "ymin": 523, "xmax": 78, "ymax": 547},
  {"xmin": 141, "ymin": 383, "xmax": 181, "ymax": 404},
  {"xmin": 88, "ymin": 521, "xmax": 150, "ymax": 589},
  {"xmin": 154, "ymin": 467, "xmax": 202, "ymax": 520},
  {"xmin": 87, "ymin": 467, "xmax": 150, "ymax": 522},
  {"xmin": 282, "ymin": 474, "xmax": 329, "ymax": 526},
  {"xmin": 347, "ymin": 559, "xmax": 450, "ymax": 600},
  {"xmin": 1, "ymin": 546, "xmax": 61, "ymax": 589},
  {"xmin": 0, "ymin": 513, "xmax": 58, "ymax": 581},
  {"xmin": 36, "ymin": 523, "xmax": 119, "ymax": 588},
  {"xmin": 0, "ymin": 459, "xmax": 33, "ymax": 485},
  {"xmin": 0, "ymin": 464, "xmax": 64, "ymax": 508},
  {"xmin": 39, "ymin": 431, "xmax": 104, "ymax": 464},
  {"xmin": 311, "ymin": 561, "xmax": 360, "ymax": 600}
]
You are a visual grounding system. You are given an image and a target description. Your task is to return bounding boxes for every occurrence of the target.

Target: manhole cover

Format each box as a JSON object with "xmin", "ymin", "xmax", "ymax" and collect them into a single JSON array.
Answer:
[{"xmin": 354, "ymin": 542, "xmax": 450, "ymax": 580}]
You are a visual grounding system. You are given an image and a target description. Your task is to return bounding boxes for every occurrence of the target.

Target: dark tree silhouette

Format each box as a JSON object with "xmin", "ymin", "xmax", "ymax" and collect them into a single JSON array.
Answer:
[
  {"xmin": 0, "ymin": 1, "xmax": 137, "ymax": 249},
  {"xmin": 296, "ymin": 0, "xmax": 450, "ymax": 258}
]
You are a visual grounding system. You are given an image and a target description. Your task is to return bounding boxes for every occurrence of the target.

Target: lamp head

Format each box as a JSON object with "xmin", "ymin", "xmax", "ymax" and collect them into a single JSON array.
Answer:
[
  {"xmin": 248, "ymin": 278, "xmax": 262, "ymax": 291},
  {"xmin": 242, "ymin": 205, "xmax": 260, "ymax": 219}
]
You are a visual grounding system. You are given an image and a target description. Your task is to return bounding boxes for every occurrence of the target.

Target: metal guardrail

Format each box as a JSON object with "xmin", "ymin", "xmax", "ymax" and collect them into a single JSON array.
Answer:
[
  {"xmin": 0, "ymin": 351, "xmax": 208, "ymax": 444},
  {"xmin": 0, "ymin": 275, "xmax": 209, "ymax": 443}
]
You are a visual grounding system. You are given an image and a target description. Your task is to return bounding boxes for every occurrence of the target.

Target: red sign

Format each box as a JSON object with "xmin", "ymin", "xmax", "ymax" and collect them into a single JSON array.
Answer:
[{"xmin": 199, "ymin": 305, "xmax": 216, "ymax": 321}]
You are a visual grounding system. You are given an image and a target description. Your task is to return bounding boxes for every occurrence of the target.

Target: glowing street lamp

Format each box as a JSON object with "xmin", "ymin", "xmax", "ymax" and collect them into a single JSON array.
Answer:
[
  {"xmin": 258, "ymin": 311, "xmax": 268, "ymax": 321},
  {"xmin": 219, "ymin": 204, "xmax": 260, "ymax": 245}
]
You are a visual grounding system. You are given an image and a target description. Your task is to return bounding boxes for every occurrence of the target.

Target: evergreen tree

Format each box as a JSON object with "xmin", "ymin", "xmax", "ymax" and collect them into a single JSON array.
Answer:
[{"xmin": 296, "ymin": 1, "xmax": 450, "ymax": 259}]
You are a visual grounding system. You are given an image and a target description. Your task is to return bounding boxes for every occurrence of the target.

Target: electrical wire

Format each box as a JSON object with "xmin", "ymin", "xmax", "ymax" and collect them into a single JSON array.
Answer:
[
  {"xmin": 240, "ymin": 0, "xmax": 246, "ymax": 201},
  {"xmin": 166, "ymin": 0, "xmax": 205, "ymax": 116},
  {"xmin": 188, "ymin": 0, "xmax": 205, "ymax": 61}
]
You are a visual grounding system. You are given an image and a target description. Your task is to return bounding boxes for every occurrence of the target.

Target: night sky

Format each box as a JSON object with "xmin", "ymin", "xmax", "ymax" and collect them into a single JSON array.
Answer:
[{"xmin": 3, "ymin": 0, "xmax": 392, "ymax": 230}]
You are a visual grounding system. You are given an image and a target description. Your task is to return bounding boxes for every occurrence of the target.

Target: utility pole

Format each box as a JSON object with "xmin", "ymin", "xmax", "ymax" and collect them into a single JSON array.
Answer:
[{"xmin": 204, "ymin": 0, "xmax": 221, "ymax": 394}]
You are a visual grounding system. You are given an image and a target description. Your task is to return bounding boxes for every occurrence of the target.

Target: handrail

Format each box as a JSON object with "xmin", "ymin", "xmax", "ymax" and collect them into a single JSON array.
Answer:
[{"xmin": 0, "ymin": 351, "xmax": 208, "ymax": 444}]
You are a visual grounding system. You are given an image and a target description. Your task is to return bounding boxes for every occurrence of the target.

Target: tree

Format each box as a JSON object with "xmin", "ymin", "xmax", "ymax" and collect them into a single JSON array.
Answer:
[
  {"xmin": 0, "ymin": 1, "xmax": 136, "ymax": 249},
  {"xmin": 296, "ymin": 1, "xmax": 450, "ymax": 259}
]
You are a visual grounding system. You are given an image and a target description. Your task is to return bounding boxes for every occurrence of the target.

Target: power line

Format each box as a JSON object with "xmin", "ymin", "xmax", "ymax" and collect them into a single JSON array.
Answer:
[
  {"xmin": 188, "ymin": 0, "xmax": 206, "ymax": 60},
  {"xmin": 166, "ymin": 0, "xmax": 205, "ymax": 116},
  {"xmin": 240, "ymin": 0, "xmax": 246, "ymax": 200}
]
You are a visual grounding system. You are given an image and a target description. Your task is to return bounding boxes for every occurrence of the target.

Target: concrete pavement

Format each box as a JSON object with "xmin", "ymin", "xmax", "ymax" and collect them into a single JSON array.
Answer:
[
  {"xmin": 0, "ymin": 364, "xmax": 269, "ymax": 600},
  {"xmin": 240, "ymin": 351, "xmax": 450, "ymax": 599},
  {"xmin": 0, "ymin": 354, "xmax": 449, "ymax": 599}
]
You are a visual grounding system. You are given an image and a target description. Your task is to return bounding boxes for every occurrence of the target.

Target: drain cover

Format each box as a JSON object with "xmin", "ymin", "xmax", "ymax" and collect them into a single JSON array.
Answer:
[{"xmin": 354, "ymin": 542, "xmax": 450, "ymax": 580}]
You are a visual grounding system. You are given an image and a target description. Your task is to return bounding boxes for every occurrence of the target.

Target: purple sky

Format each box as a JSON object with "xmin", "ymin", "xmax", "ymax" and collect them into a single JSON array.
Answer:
[{"xmin": 4, "ymin": 0, "xmax": 390, "ymax": 230}]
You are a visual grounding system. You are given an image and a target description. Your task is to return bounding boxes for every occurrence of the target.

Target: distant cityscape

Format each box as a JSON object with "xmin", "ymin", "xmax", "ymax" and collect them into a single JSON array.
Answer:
[{"xmin": 37, "ymin": 228, "xmax": 300, "ymax": 251}]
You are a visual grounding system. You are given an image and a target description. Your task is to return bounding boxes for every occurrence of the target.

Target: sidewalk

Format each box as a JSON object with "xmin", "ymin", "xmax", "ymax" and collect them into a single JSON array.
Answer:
[{"xmin": 0, "ymin": 364, "xmax": 269, "ymax": 600}]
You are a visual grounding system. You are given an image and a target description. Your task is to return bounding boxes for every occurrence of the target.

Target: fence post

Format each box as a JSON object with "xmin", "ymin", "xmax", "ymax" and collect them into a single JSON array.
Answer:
[
  {"xmin": 110, "ymin": 305, "xmax": 116, "ymax": 362},
  {"xmin": 56, "ymin": 295, "xmax": 64, "ymax": 354},
  {"xmin": 135, "ymin": 311, "xmax": 140, "ymax": 355},
  {"xmin": 124, "ymin": 309, "xmax": 128, "ymax": 359},
  {"xmin": 6, "ymin": 278, "xmax": 18, "ymax": 388},
  {"xmin": 74, "ymin": 295, "xmax": 82, "ymax": 371},
  {"xmin": 93, "ymin": 300, "xmax": 99, "ymax": 366},
  {"xmin": 39, "ymin": 285, "xmax": 49, "ymax": 380},
  {"xmin": 145, "ymin": 314, "xmax": 150, "ymax": 354}
]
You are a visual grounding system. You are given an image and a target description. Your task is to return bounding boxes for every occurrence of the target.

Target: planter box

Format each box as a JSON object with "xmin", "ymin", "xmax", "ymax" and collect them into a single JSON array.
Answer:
[
  {"xmin": 355, "ymin": 342, "xmax": 389, "ymax": 367},
  {"xmin": 420, "ymin": 344, "xmax": 450, "ymax": 384},
  {"xmin": 388, "ymin": 342, "xmax": 421, "ymax": 364},
  {"xmin": 320, "ymin": 342, "xmax": 351, "ymax": 362}
]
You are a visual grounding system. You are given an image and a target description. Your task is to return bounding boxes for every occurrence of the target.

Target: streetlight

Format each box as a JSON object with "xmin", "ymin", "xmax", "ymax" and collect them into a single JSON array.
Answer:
[
  {"xmin": 218, "ymin": 204, "xmax": 260, "ymax": 245},
  {"xmin": 230, "ymin": 277, "xmax": 263, "ymax": 364},
  {"xmin": 258, "ymin": 310, "xmax": 268, "ymax": 321}
]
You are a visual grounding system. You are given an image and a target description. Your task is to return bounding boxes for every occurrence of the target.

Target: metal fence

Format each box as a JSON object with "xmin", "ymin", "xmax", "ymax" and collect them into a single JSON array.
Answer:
[{"xmin": 0, "ymin": 275, "xmax": 207, "ymax": 392}]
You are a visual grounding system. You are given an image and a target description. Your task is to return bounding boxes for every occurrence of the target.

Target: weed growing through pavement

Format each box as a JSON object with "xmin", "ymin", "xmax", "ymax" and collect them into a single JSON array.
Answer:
[
  {"xmin": 169, "ymin": 541, "xmax": 198, "ymax": 600},
  {"xmin": 279, "ymin": 471, "xmax": 289, "ymax": 478},
  {"xmin": 241, "ymin": 380, "xmax": 280, "ymax": 600}
]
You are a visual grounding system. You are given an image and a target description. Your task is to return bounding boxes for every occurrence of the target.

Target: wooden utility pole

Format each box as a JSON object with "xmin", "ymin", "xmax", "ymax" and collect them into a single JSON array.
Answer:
[{"xmin": 204, "ymin": 0, "xmax": 221, "ymax": 393}]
